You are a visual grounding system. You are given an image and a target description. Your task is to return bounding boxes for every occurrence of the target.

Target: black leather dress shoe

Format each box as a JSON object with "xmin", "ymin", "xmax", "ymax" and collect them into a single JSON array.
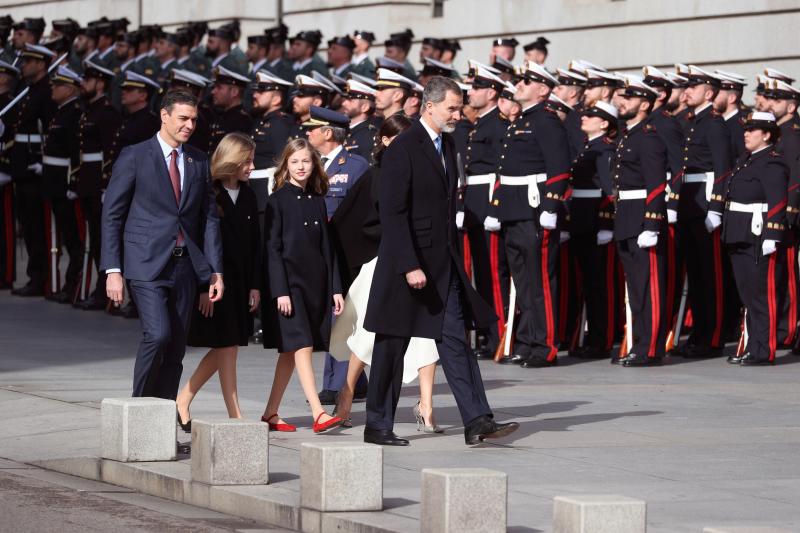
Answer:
[
  {"xmin": 472, "ymin": 347, "xmax": 495, "ymax": 360},
  {"xmin": 739, "ymin": 354, "xmax": 774, "ymax": 366},
  {"xmin": 520, "ymin": 356, "xmax": 557, "ymax": 368},
  {"xmin": 76, "ymin": 296, "xmax": 108, "ymax": 310},
  {"xmin": 610, "ymin": 354, "xmax": 628, "ymax": 365},
  {"xmin": 570, "ymin": 346, "xmax": 610, "ymax": 359},
  {"xmin": 364, "ymin": 427, "xmax": 409, "ymax": 446},
  {"xmin": 464, "ymin": 415, "xmax": 519, "ymax": 445},
  {"xmin": 497, "ymin": 353, "xmax": 525, "ymax": 365},
  {"xmin": 317, "ymin": 389, "xmax": 338, "ymax": 405},
  {"xmin": 11, "ymin": 283, "xmax": 44, "ymax": 297},
  {"xmin": 727, "ymin": 353, "xmax": 745, "ymax": 364},
  {"xmin": 622, "ymin": 353, "xmax": 662, "ymax": 367}
]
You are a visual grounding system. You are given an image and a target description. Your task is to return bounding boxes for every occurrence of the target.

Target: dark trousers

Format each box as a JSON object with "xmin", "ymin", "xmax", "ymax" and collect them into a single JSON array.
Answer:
[
  {"xmin": 571, "ymin": 232, "xmax": 617, "ymax": 351},
  {"xmin": 503, "ymin": 220, "xmax": 560, "ymax": 360},
  {"xmin": 322, "ymin": 352, "xmax": 369, "ymax": 393},
  {"xmin": 463, "ymin": 225, "xmax": 510, "ymax": 349},
  {"xmin": 16, "ymin": 179, "xmax": 46, "ymax": 288},
  {"xmin": 51, "ymin": 197, "xmax": 83, "ymax": 292},
  {"xmin": 129, "ymin": 255, "xmax": 197, "ymax": 399},
  {"xmin": 81, "ymin": 196, "xmax": 106, "ymax": 301},
  {"xmin": 0, "ymin": 183, "xmax": 15, "ymax": 285},
  {"xmin": 617, "ymin": 236, "xmax": 668, "ymax": 358},
  {"xmin": 365, "ymin": 270, "xmax": 492, "ymax": 431},
  {"xmin": 779, "ymin": 228, "xmax": 799, "ymax": 346},
  {"xmin": 728, "ymin": 243, "xmax": 784, "ymax": 362},
  {"xmin": 678, "ymin": 219, "xmax": 726, "ymax": 348}
]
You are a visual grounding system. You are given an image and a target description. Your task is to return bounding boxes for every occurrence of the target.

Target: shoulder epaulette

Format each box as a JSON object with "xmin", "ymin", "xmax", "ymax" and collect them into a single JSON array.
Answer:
[
  {"xmin": 644, "ymin": 123, "xmax": 657, "ymax": 133},
  {"xmin": 770, "ymin": 150, "xmax": 782, "ymax": 157}
]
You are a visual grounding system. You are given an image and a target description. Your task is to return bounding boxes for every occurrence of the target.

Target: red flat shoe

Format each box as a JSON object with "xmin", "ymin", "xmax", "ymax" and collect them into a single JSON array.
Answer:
[
  {"xmin": 261, "ymin": 413, "xmax": 296, "ymax": 432},
  {"xmin": 313, "ymin": 412, "xmax": 343, "ymax": 433}
]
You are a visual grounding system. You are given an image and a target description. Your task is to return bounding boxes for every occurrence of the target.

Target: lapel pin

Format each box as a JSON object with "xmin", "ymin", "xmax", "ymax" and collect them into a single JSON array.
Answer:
[{"xmin": 187, "ymin": 157, "xmax": 193, "ymax": 163}]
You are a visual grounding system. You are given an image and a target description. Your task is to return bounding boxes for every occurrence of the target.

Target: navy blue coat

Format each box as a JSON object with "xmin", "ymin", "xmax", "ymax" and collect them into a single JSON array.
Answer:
[{"xmin": 100, "ymin": 135, "xmax": 223, "ymax": 283}]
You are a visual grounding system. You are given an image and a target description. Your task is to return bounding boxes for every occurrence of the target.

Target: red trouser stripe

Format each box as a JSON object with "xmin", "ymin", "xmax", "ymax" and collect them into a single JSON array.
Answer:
[
  {"xmin": 489, "ymin": 232, "xmax": 505, "ymax": 334},
  {"xmin": 784, "ymin": 245, "xmax": 797, "ymax": 345},
  {"xmin": 711, "ymin": 230, "xmax": 724, "ymax": 347},
  {"xmin": 665, "ymin": 225, "xmax": 676, "ymax": 324},
  {"xmin": 558, "ymin": 243, "xmax": 569, "ymax": 342},
  {"xmin": 648, "ymin": 247, "xmax": 661, "ymax": 357},
  {"xmin": 541, "ymin": 230, "xmax": 557, "ymax": 360},
  {"xmin": 3, "ymin": 186, "xmax": 13, "ymax": 283},
  {"xmin": 462, "ymin": 233, "xmax": 471, "ymax": 281},
  {"xmin": 768, "ymin": 252, "xmax": 778, "ymax": 361},
  {"xmin": 605, "ymin": 244, "xmax": 616, "ymax": 350}
]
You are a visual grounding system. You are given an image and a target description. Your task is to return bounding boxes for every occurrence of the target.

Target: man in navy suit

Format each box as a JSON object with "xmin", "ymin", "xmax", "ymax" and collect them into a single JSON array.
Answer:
[
  {"xmin": 101, "ymin": 90, "xmax": 224, "ymax": 399},
  {"xmin": 363, "ymin": 77, "xmax": 519, "ymax": 446},
  {"xmin": 305, "ymin": 106, "xmax": 371, "ymax": 404}
]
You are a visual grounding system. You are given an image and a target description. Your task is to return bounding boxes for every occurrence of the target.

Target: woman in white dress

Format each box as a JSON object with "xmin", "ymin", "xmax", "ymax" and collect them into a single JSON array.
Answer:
[{"xmin": 328, "ymin": 114, "xmax": 443, "ymax": 433}]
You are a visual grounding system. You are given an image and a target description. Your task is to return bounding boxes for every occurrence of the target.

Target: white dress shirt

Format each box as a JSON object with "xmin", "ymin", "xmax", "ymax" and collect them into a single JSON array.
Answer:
[
  {"xmin": 156, "ymin": 132, "xmax": 185, "ymax": 191},
  {"xmin": 321, "ymin": 145, "xmax": 343, "ymax": 171}
]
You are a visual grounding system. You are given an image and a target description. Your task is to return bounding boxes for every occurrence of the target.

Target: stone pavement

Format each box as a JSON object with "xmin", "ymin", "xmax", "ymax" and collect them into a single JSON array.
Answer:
[{"xmin": 1, "ymin": 291, "xmax": 799, "ymax": 532}]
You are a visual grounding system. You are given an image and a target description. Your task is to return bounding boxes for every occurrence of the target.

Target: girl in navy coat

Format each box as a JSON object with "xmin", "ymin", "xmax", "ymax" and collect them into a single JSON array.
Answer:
[{"xmin": 260, "ymin": 138, "xmax": 345, "ymax": 433}]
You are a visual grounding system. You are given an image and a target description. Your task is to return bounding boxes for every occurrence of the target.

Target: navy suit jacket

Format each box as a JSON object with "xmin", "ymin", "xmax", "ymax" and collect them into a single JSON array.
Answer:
[
  {"xmin": 100, "ymin": 135, "xmax": 223, "ymax": 283},
  {"xmin": 324, "ymin": 147, "xmax": 369, "ymax": 218}
]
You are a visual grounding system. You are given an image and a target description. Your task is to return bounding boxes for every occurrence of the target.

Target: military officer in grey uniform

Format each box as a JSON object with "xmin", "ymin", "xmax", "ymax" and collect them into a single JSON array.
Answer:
[
  {"xmin": 263, "ymin": 24, "xmax": 293, "ymax": 82},
  {"xmin": 287, "ymin": 30, "xmax": 328, "ymax": 78},
  {"xmin": 350, "ymin": 30, "xmax": 375, "ymax": 78}
]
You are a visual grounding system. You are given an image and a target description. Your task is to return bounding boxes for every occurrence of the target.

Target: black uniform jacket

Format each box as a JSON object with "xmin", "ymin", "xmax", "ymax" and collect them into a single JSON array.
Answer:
[
  {"xmin": 42, "ymin": 97, "xmax": 83, "ymax": 200},
  {"xmin": 490, "ymin": 102, "xmax": 571, "ymax": 222},
  {"xmin": 10, "ymin": 76, "xmax": 57, "ymax": 179},
  {"xmin": 252, "ymin": 109, "xmax": 295, "ymax": 169},
  {"xmin": 725, "ymin": 110, "xmax": 747, "ymax": 165},
  {"xmin": 776, "ymin": 115, "xmax": 800, "ymax": 227},
  {"xmin": 104, "ymin": 107, "xmax": 160, "ymax": 186},
  {"xmin": 462, "ymin": 106, "xmax": 507, "ymax": 228},
  {"xmin": 363, "ymin": 119, "xmax": 497, "ymax": 340},
  {"xmin": 569, "ymin": 134, "xmax": 616, "ymax": 235},
  {"xmin": 611, "ymin": 120, "xmax": 668, "ymax": 241},
  {"xmin": 649, "ymin": 108, "xmax": 685, "ymax": 178},
  {"xmin": 208, "ymin": 104, "xmax": 252, "ymax": 155},
  {"xmin": 76, "ymin": 95, "xmax": 122, "ymax": 197},
  {"xmin": 344, "ymin": 119, "xmax": 377, "ymax": 162},
  {"xmin": 722, "ymin": 147, "xmax": 788, "ymax": 246}
]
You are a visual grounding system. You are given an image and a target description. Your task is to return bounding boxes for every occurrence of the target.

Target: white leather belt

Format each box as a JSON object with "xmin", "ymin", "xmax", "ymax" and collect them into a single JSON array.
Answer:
[
  {"xmin": 684, "ymin": 171, "xmax": 714, "ymax": 202},
  {"xmin": 466, "ymin": 174, "xmax": 495, "ymax": 186},
  {"xmin": 250, "ymin": 167, "xmax": 275, "ymax": 179},
  {"xmin": 15, "ymin": 133, "xmax": 42, "ymax": 143},
  {"xmin": 571, "ymin": 188, "xmax": 602, "ymax": 199},
  {"xmin": 43, "ymin": 155, "xmax": 70, "ymax": 167},
  {"xmin": 500, "ymin": 173, "xmax": 547, "ymax": 208},
  {"xmin": 618, "ymin": 189, "xmax": 647, "ymax": 200},
  {"xmin": 80, "ymin": 152, "xmax": 103, "ymax": 163},
  {"xmin": 729, "ymin": 201, "xmax": 767, "ymax": 236}
]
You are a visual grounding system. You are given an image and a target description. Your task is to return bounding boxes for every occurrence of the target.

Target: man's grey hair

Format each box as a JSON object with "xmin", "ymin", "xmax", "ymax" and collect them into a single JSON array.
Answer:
[
  {"xmin": 323, "ymin": 125, "xmax": 348, "ymax": 144},
  {"xmin": 421, "ymin": 75, "xmax": 462, "ymax": 109}
]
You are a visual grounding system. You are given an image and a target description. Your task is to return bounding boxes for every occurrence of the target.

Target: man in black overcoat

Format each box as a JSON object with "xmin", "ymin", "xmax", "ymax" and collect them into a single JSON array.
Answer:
[{"xmin": 363, "ymin": 76, "xmax": 519, "ymax": 446}]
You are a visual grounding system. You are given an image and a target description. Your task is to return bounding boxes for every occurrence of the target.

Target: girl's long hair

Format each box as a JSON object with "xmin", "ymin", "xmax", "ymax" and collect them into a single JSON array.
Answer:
[
  {"xmin": 210, "ymin": 132, "xmax": 256, "ymax": 181},
  {"xmin": 273, "ymin": 138, "xmax": 328, "ymax": 195}
]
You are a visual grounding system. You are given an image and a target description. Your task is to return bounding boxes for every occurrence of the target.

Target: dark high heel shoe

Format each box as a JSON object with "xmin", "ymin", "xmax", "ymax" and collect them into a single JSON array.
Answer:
[{"xmin": 176, "ymin": 407, "xmax": 192, "ymax": 433}]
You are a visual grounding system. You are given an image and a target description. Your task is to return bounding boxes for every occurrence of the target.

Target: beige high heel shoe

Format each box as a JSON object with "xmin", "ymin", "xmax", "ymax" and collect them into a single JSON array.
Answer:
[{"xmin": 413, "ymin": 401, "xmax": 443, "ymax": 433}]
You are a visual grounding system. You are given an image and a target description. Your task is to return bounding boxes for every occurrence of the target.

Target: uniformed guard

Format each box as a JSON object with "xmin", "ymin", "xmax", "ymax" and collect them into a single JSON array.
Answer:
[
  {"xmin": 208, "ymin": 65, "xmax": 252, "ymax": 155},
  {"xmin": 498, "ymin": 80, "xmax": 521, "ymax": 122},
  {"xmin": 486, "ymin": 61, "xmax": 571, "ymax": 367},
  {"xmin": 383, "ymin": 29, "xmax": 417, "ymax": 81},
  {"xmin": 764, "ymin": 79, "xmax": 800, "ymax": 350},
  {"xmin": 262, "ymin": 24, "xmax": 293, "ymax": 82},
  {"xmin": 666, "ymin": 70, "xmax": 689, "ymax": 116},
  {"xmin": 154, "ymin": 32, "xmax": 182, "ymax": 86},
  {"xmin": 374, "ymin": 55, "xmax": 406, "ymax": 75},
  {"xmin": 290, "ymin": 73, "xmax": 336, "ymax": 138},
  {"xmin": 287, "ymin": 30, "xmax": 327, "ymax": 78},
  {"xmin": 403, "ymin": 80, "xmax": 424, "ymax": 118},
  {"xmin": 92, "ymin": 19, "xmax": 120, "ymax": 72},
  {"xmin": 0, "ymin": 16, "xmax": 15, "ymax": 65},
  {"xmin": 51, "ymin": 19, "xmax": 81, "ymax": 72},
  {"xmin": 341, "ymin": 78, "xmax": 378, "ymax": 161},
  {"xmin": 10, "ymin": 44, "xmax": 58, "ymax": 297},
  {"xmin": 490, "ymin": 37, "xmax": 518, "ymax": 63},
  {"xmin": 12, "ymin": 18, "xmax": 46, "ymax": 56},
  {"xmin": 41, "ymin": 65, "xmax": 84, "ymax": 303},
  {"xmin": 249, "ymin": 70, "xmax": 294, "ymax": 212},
  {"xmin": 374, "ymin": 67, "xmax": 414, "ymax": 119},
  {"xmin": 714, "ymin": 70, "xmax": 748, "ymax": 162},
  {"xmin": 110, "ymin": 31, "xmax": 144, "ymax": 110},
  {"xmin": 458, "ymin": 61, "xmax": 509, "ymax": 359},
  {"xmin": 246, "ymin": 33, "xmax": 270, "ymax": 77},
  {"xmin": 491, "ymin": 56, "xmax": 516, "ymax": 82},
  {"xmin": 418, "ymin": 56, "xmax": 456, "ymax": 87},
  {"xmin": 206, "ymin": 25, "xmax": 246, "ymax": 76},
  {"xmin": 186, "ymin": 21, "xmax": 212, "ymax": 75},
  {"xmin": 219, "ymin": 20, "xmax": 249, "ymax": 74},
  {"xmin": 327, "ymin": 35, "xmax": 355, "ymax": 79},
  {"xmin": 303, "ymin": 105, "xmax": 370, "ymax": 405},
  {"xmin": 582, "ymin": 67, "xmax": 620, "ymax": 108},
  {"xmin": 164, "ymin": 69, "xmax": 212, "ymax": 154},
  {"xmin": 723, "ymin": 112, "xmax": 788, "ymax": 365},
  {"xmin": 440, "ymin": 38, "xmax": 461, "ymax": 66},
  {"xmin": 350, "ymin": 30, "xmax": 376, "ymax": 78},
  {"xmin": 0, "ymin": 59, "xmax": 18, "ymax": 289},
  {"xmin": 73, "ymin": 60, "xmax": 122, "ymax": 309},
  {"xmin": 523, "ymin": 37, "xmax": 550, "ymax": 66},
  {"xmin": 554, "ymin": 66, "xmax": 588, "ymax": 158},
  {"xmin": 668, "ymin": 65, "xmax": 732, "ymax": 358},
  {"xmin": 611, "ymin": 77, "xmax": 669, "ymax": 366}
]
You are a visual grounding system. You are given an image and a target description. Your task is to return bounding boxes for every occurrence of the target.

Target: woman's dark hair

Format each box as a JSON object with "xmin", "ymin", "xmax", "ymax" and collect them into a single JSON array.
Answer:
[
  {"xmin": 371, "ymin": 113, "xmax": 412, "ymax": 165},
  {"xmin": 161, "ymin": 89, "xmax": 198, "ymax": 112}
]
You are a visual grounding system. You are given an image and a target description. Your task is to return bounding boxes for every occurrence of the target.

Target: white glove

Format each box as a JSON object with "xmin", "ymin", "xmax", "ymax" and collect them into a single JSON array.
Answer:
[
  {"xmin": 762, "ymin": 239, "xmax": 778, "ymax": 256},
  {"xmin": 597, "ymin": 229, "xmax": 614, "ymax": 245},
  {"xmin": 704, "ymin": 211, "xmax": 722, "ymax": 233},
  {"xmin": 667, "ymin": 209, "xmax": 677, "ymax": 224},
  {"xmin": 637, "ymin": 230, "xmax": 659, "ymax": 249},
  {"xmin": 560, "ymin": 230, "xmax": 570, "ymax": 243},
  {"xmin": 66, "ymin": 190, "xmax": 79, "ymax": 201},
  {"xmin": 27, "ymin": 162, "xmax": 42, "ymax": 175},
  {"xmin": 455, "ymin": 211, "xmax": 464, "ymax": 230},
  {"xmin": 539, "ymin": 210, "xmax": 558, "ymax": 230},
  {"xmin": 0, "ymin": 171, "xmax": 11, "ymax": 186},
  {"xmin": 483, "ymin": 216, "xmax": 501, "ymax": 232}
]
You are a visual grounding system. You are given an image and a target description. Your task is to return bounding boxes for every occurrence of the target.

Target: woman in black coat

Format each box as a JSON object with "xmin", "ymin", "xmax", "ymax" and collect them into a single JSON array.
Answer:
[
  {"xmin": 259, "ymin": 138, "xmax": 345, "ymax": 433},
  {"xmin": 177, "ymin": 133, "xmax": 261, "ymax": 428}
]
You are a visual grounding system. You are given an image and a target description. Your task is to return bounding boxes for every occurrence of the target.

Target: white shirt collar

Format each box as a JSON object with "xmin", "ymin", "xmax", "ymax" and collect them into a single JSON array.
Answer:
[
  {"xmin": 419, "ymin": 116, "xmax": 440, "ymax": 143},
  {"xmin": 156, "ymin": 132, "xmax": 183, "ymax": 159},
  {"xmin": 212, "ymin": 52, "xmax": 228, "ymax": 68},
  {"xmin": 752, "ymin": 144, "xmax": 772, "ymax": 155},
  {"xmin": 121, "ymin": 58, "xmax": 135, "ymax": 71},
  {"xmin": 322, "ymin": 145, "xmax": 343, "ymax": 169},
  {"xmin": 252, "ymin": 58, "xmax": 267, "ymax": 73},
  {"xmin": 724, "ymin": 108, "xmax": 739, "ymax": 121},
  {"xmin": 350, "ymin": 118, "xmax": 366, "ymax": 129},
  {"xmin": 293, "ymin": 57, "xmax": 312, "ymax": 70},
  {"xmin": 58, "ymin": 96, "xmax": 79, "ymax": 109},
  {"xmin": 479, "ymin": 105, "xmax": 498, "ymax": 119},
  {"xmin": 588, "ymin": 132, "xmax": 605, "ymax": 141},
  {"xmin": 134, "ymin": 52, "xmax": 148, "ymax": 62},
  {"xmin": 177, "ymin": 56, "xmax": 189, "ymax": 65},
  {"xmin": 694, "ymin": 101, "xmax": 713, "ymax": 115},
  {"xmin": 626, "ymin": 120, "xmax": 642, "ymax": 131},
  {"xmin": 352, "ymin": 52, "xmax": 369, "ymax": 65}
]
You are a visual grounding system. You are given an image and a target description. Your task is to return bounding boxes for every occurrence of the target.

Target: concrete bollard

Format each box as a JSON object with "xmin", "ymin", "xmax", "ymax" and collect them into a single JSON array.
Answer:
[
  {"xmin": 101, "ymin": 397, "xmax": 176, "ymax": 462},
  {"xmin": 191, "ymin": 419, "xmax": 269, "ymax": 485},
  {"xmin": 420, "ymin": 468, "xmax": 507, "ymax": 533},
  {"xmin": 300, "ymin": 442, "xmax": 383, "ymax": 512},
  {"xmin": 553, "ymin": 494, "xmax": 646, "ymax": 533},
  {"xmin": 704, "ymin": 528, "xmax": 795, "ymax": 533}
]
